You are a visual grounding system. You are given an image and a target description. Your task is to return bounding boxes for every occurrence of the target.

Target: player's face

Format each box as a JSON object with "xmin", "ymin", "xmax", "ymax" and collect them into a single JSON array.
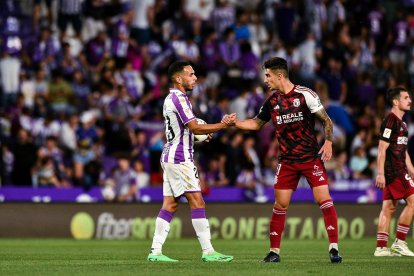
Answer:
[
  {"xmin": 264, "ymin": 68, "xmax": 282, "ymax": 90},
  {"xmin": 398, "ymin": 91, "xmax": 412, "ymax": 112},
  {"xmin": 180, "ymin": 66, "xmax": 197, "ymax": 91}
]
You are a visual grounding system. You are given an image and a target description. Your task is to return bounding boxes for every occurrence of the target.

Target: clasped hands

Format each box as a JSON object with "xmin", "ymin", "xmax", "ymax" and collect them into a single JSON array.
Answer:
[{"xmin": 221, "ymin": 113, "xmax": 237, "ymax": 127}]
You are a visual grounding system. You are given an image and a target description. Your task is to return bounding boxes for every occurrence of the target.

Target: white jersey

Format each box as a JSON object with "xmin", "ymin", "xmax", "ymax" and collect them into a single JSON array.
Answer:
[{"xmin": 161, "ymin": 88, "xmax": 196, "ymax": 164}]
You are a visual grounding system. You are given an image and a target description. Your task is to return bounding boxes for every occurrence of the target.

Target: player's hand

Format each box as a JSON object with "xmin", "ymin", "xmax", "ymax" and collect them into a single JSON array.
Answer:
[
  {"xmin": 318, "ymin": 140, "xmax": 332, "ymax": 162},
  {"xmin": 375, "ymin": 174, "xmax": 386, "ymax": 189},
  {"xmin": 204, "ymin": 134, "xmax": 213, "ymax": 142},
  {"xmin": 221, "ymin": 113, "xmax": 237, "ymax": 126}
]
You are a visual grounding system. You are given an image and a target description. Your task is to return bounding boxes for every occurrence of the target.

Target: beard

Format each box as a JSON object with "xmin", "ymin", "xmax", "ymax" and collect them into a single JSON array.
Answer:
[{"xmin": 183, "ymin": 82, "xmax": 194, "ymax": 92}]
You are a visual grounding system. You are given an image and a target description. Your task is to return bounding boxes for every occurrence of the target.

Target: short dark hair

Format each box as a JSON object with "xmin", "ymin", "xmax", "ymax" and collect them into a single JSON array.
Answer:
[
  {"xmin": 263, "ymin": 57, "xmax": 289, "ymax": 77},
  {"xmin": 167, "ymin": 60, "xmax": 191, "ymax": 83},
  {"xmin": 386, "ymin": 86, "xmax": 408, "ymax": 106}
]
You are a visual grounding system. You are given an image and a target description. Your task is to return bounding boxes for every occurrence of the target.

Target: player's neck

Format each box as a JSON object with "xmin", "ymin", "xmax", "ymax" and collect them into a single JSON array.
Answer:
[
  {"xmin": 279, "ymin": 81, "xmax": 295, "ymax": 94},
  {"xmin": 391, "ymin": 108, "xmax": 405, "ymax": 120},
  {"xmin": 172, "ymin": 84, "xmax": 186, "ymax": 94}
]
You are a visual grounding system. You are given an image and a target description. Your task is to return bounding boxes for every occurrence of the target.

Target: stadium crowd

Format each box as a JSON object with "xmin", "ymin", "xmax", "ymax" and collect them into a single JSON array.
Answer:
[{"xmin": 1, "ymin": 0, "xmax": 414, "ymax": 201}]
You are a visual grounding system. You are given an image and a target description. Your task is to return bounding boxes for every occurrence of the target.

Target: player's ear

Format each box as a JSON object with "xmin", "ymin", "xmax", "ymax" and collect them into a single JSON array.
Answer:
[{"xmin": 176, "ymin": 75, "xmax": 182, "ymax": 84}]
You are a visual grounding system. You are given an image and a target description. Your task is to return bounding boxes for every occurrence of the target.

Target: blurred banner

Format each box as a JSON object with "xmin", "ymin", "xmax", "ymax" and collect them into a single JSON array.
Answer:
[
  {"xmin": 0, "ymin": 203, "xmax": 412, "ymax": 240},
  {"xmin": 0, "ymin": 182, "xmax": 380, "ymax": 203}
]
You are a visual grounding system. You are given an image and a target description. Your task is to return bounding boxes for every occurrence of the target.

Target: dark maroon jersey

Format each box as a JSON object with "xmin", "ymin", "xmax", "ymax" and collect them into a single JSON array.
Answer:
[
  {"xmin": 256, "ymin": 85, "xmax": 324, "ymax": 164},
  {"xmin": 379, "ymin": 112, "xmax": 409, "ymax": 184}
]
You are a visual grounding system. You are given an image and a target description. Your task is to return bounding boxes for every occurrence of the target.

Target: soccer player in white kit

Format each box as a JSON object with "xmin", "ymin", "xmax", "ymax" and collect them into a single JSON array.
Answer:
[{"xmin": 147, "ymin": 60, "xmax": 235, "ymax": 262}]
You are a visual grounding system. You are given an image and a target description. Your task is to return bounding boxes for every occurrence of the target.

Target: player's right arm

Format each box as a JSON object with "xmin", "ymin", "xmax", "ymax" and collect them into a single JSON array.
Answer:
[
  {"xmin": 234, "ymin": 117, "xmax": 267, "ymax": 131},
  {"xmin": 376, "ymin": 117, "xmax": 393, "ymax": 189},
  {"xmin": 376, "ymin": 140, "xmax": 390, "ymax": 189}
]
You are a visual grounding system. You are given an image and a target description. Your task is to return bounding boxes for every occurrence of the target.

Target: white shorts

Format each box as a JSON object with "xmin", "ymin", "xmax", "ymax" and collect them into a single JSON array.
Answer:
[{"xmin": 161, "ymin": 162, "xmax": 201, "ymax": 197}]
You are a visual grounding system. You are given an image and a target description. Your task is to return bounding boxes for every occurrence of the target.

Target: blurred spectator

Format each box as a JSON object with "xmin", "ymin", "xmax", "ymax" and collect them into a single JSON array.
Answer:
[
  {"xmin": 82, "ymin": 30, "xmax": 110, "ymax": 74},
  {"xmin": 11, "ymin": 129, "xmax": 38, "ymax": 186},
  {"xmin": 275, "ymin": 0, "xmax": 299, "ymax": 45},
  {"xmin": 350, "ymin": 146, "xmax": 370, "ymax": 180},
  {"xmin": 32, "ymin": 156, "xmax": 62, "ymax": 187},
  {"xmin": 31, "ymin": 112, "xmax": 61, "ymax": 146},
  {"xmin": 110, "ymin": 156, "xmax": 137, "ymax": 202},
  {"xmin": 20, "ymin": 70, "xmax": 36, "ymax": 108},
  {"xmin": 211, "ymin": 0, "xmax": 235, "ymax": 37},
  {"xmin": 131, "ymin": 0, "xmax": 155, "ymax": 45},
  {"xmin": 57, "ymin": 0, "xmax": 83, "ymax": 39},
  {"xmin": 0, "ymin": 51, "xmax": 21, "ymax": 110},
  {"xmin": 248, "ymin": 14, "xmax": 269, "ymax": 57},
  {"xmin": 71, "ymin": 70, "xmax": 91, "ymax": 112},
  {"xmin": 327, "ymin": 150, "xmax": 352, "ymax": 182},
  {"xmin": 132, "ymin": 159, "xmax": 150, "ymax": 201},
  {"xmin": 31, "ymin": 26, "xmax": 61, "ymax": 71},
  {"xmin": 130, "ymin": 129, "xmax": 151, "ymax": 173},
  {"xmin": 32, "ymin": 0, "xmax": 54, "ymax": 30},
  {"xmin": 225, "ymin": 131, "xmax": 243, "ymax": 185},
  {"xmin": 236, "ymin": 162, "xmax": 267, "ymax": 202},
  {"xmin": 219, "ymin": 27, "xmax": 240, "ymax": 74},
  {"xmin": 59, "ymin": 42, "xmax": 82, "ymax": 79},
  {"xmin": 1, "ymin": 143, "xmax": 14, "ymax": 185},
  {"xmin": 73, "ymin": 138, "xmax": 95, "ymax": 188},
  {"xmin": 47, "ymin": 69, "xmax": 74, "ymax": 113},
  {"xmin": 204, "ymin": 155, "xmax": 229, "ymax": 187},
  {"xmin": 82, "ymin": 0, "xmax": 107, "ymax": 41},
  {"xmin": 111, "ymin": 5, "xmax": 134, "ymax": 67}
]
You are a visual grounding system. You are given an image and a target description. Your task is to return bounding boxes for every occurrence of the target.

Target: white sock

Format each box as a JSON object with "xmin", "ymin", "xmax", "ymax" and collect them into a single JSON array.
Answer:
[
  {"xmin": 150, "ymin": 217, "xmax": 171, "ymax": 254},
  {"xmin": 192, "ymin": 218, "xmax": 214, "ymax": 254},
  {"xmin": 270, "ymin": 248, "xmax": 280, "ymax": 254},
  {"xmin": 329, "ymin": 243, "xmax": 338, "ymax": 251}
]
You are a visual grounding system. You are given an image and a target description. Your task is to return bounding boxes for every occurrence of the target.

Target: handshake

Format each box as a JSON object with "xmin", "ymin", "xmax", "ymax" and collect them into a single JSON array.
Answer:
[{"xmin": 221, "ymin": 113, "xmax": 237, "ymax": 127}]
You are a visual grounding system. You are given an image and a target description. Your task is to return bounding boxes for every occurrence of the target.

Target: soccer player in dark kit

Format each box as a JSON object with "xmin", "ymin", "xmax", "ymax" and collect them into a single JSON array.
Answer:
[
  {"xmin": 230, "ymin": 57, "xmax": 342, "ymax": 263},
  {"xmin": 374, "ymin": 87, "xmax": 414, "ymax": 257}
]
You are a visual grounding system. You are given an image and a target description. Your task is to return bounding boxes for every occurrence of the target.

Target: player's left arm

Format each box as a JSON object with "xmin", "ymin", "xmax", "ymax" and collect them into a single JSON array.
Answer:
[
  {"xmin": 314, "ymin": 108, "xmax": 333, "ymax": 162},
  {"xmin": 406, "ymin": 152, "xmax": 414, "ymax": 177}
]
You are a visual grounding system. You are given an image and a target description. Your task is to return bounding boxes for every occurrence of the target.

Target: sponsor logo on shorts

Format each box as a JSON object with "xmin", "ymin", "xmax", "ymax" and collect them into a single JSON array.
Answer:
[
  {"xmin": 405, "ymin": 174, "xmax": 414, "ymax": 187},
  {"xmin": 327, "ymin": 225, "xmax": 335, "ymax": 231},
  {"xmin": 313, "ymin": 165, "xmax": 323, "ymax": 177},
  {"xmin": 270, "ymin": 232, "xmax": 278, "ymax": 236},
  {"xmin": 319, "ymin": 176, "xmax": 325, "ymax": 181}
]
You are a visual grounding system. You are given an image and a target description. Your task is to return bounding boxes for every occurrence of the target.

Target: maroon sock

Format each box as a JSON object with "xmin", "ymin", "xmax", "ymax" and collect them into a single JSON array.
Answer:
[
  {"xmin": 376, "ymin": 232, "xmax": 389, "ymax": 247},
  {"xmin": 396, "ymin": 223, "xmax": 410, "ymax": 241},
  {"xmin": 319, "ymin": 199, "xmax": 338, "ymax": 243},
  {"xmin": 269, "ymin": 208, "xmax": 287, "ymax": 249}
]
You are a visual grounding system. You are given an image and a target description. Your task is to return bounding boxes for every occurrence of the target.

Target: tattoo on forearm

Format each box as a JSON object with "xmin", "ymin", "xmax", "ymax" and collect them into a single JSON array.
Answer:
[
  {"xmin": 315, "ymin": 108, "xmax": 333, "ymax": 141},
  {"xmin": 255, "ymin": 117, "xmax": 267, "ymax": 128}
]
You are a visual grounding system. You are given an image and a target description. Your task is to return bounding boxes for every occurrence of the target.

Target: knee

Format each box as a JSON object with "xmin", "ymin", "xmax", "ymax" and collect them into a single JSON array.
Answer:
[
  {"xmin": 274, "ymin": 201, "xmax": 289, "ymax": 210},
  {"xmin": 382, "ymin": 206, "xmax": 396, "ymax": 216},
  {"xmin": 162, "ymin": 202, "xmax": 179, "ymax": 213}
]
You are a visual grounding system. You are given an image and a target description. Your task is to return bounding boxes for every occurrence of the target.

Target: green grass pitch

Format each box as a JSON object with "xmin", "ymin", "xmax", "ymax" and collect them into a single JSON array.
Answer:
[{"xmin": 1, "ymin": 239, "xmax": 414, "ymax": 275}]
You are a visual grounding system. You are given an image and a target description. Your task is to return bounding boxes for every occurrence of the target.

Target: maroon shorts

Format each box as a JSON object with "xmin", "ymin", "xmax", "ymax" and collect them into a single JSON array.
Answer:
[
  {"xmin": 383, "ymin": 175, "xmax": 414, "ymax": 200},
  {"xmin": 274, "ymin": 159, "xmax": 328, "ymax": 190}
]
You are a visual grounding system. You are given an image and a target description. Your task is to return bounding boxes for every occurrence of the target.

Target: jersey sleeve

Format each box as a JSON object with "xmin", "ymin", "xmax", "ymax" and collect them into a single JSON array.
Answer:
[
  {"xmin": 379, "ymin": 116, "xmax": 394, "ymax": 143},
  {"xmin": 303, "ymin": 90, "xmax": 323, "ymax": 113},
  {"xmin": 256, "ymin": 97, "xmax": 272, "ymax": 122},
  {"xmin": 172, "ymin": 94, "xmax": 196, "ymax": 124}
]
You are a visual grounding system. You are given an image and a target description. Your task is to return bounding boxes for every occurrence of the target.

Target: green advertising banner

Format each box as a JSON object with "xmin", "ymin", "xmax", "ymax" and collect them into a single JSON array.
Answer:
[{"xmin": 0, "ymin": 203, "xmax": 412, "ymax": 240}]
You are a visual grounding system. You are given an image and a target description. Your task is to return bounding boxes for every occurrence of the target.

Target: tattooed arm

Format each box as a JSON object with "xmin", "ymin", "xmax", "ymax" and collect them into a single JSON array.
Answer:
[
  {"xmin": 314, "ymin": 108, "xmax": 333, "ymax": 162},
  {"xmin": 234, "ymin": 117, "xmax": 267, "ymax": 131}
]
